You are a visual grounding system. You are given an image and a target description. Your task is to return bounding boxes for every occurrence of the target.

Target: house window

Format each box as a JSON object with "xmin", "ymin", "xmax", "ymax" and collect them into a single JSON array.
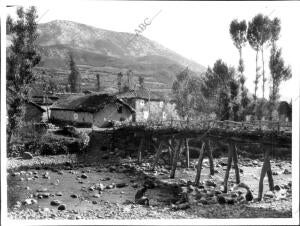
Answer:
[
  {"xmin": 74, "ymin": 113, "xmax": 78, "ymax": 120},
  {"xmin": 117, "ymin": 106, "xmax": 123, "ymax": 114}
]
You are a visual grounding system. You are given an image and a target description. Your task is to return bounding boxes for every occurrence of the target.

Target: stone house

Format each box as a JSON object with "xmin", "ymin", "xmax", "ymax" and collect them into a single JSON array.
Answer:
[
  {"xmin": 50, "ymin": 93, "xmax": 135, "ymax": 127},
  {"xmin": 117, "ymin": 89, "xmax": 179, "ymax": 122}
]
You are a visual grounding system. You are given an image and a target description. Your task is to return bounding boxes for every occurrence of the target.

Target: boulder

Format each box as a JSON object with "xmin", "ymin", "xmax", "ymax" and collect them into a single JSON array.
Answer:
[
  {"xmin": 205, "ymin": 180, "xmax": 216, "ymax": 187},
  {"xmin": 217, "ymin": 195, "xmax": 226, "ymax": 205},
  {"xmin": 81, "ymin": 174, "xmax": 88, "ymax": 179},
  {"xmin": 116, "ymin": 182, "xmax": 128, "ymax": 188},
  {"xmin": 226, "ymin": 198, "xmax": 235, "ymax": 205},
  {"xmin": 264, "ymin": 191, "xmax": 274, "ymax": 198},
  {"xmin": 50, "ymin": 200, "xmax": 61, "ymax": 206},
  {"xmin": 23, "ymin": 198, "xmax": 37, "ymax": 205},
  {"xmin": 70, "ymin": 194, "xmax": 78, "ymax": 198},
  {"xmin": 58, "ymin": 204, "xmax": 66, "ymax": 211},
  {"xmin": 274, "ymin": 185, "xmax": 281, "ymax": 191},
  {"xmin": 283, "ymin": 169, "xmax": 291, "ymax": 175}
]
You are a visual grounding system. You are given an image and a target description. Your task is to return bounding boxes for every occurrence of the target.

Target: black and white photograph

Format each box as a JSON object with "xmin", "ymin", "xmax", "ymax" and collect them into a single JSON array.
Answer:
[{"xmin": 1, "ymin": 0, "xmax": 299, "ymax": 224}]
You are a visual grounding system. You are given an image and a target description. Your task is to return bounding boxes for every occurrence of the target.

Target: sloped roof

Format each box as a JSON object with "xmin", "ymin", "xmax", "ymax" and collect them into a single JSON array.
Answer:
[
  {"xmin": 51, "ymin": 93, "xmax": 135, "ymax": 113},
  {"xmin": 26, "ymin": 101, "xmax": 46, "ymax": 112},
  {"xmin": 117, "ymin": 89, "xmax": 164, "ymax": 101}
]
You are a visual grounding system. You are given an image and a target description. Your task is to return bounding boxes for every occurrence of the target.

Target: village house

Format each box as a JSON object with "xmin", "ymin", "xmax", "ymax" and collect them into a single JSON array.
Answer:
[
  {"xmin": 50, "ymin": 93, "xmax": 135, "ymax": 128},
  {"xmin": 117, "ymin": 89, "xmax": 179, "ymax": 122}
]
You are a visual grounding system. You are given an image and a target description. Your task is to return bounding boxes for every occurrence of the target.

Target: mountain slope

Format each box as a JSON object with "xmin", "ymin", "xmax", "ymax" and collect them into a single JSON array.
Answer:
[{"xmin": 37, "ymin": 20, "xmax": 205, "ymax": 73}]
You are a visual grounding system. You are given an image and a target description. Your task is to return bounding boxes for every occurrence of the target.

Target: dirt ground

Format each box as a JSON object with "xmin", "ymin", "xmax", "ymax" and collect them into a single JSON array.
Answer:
[{"xmin": 7, "ymin": 151, "xmax": 292, "ymax": 220}]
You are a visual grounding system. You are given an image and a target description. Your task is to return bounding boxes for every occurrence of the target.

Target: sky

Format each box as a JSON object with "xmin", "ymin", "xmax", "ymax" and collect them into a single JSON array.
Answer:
[{"xmin": 4, "ymin": 0, "xmax": 300, "ymax": 102}]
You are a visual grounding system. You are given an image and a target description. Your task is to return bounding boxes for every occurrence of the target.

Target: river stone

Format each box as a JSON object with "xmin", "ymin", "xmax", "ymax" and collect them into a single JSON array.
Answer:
[
  {"xmin": 42, "ymin": 193, "xmax": 50, "ymax": 198},
  {"xmin": 274, "ymin": 185, "xmax": 281, "ymax": 191},
  {"xmin": 132, "ymin": 183, "xmax": 138, "ymax": 188},
  {"xmin": 58, "ymin": 204, "xmax": 66, "ymax": 211},
  {"xmin": 11, "ymin": 172, "xmax": 20, "ymax": 177},
  {"xmin": 198, "ymin": 197, "xmax": 208, "ymax": 205},
  {"xmin": 116, "ymin": 182, "xmax": 128, "ymax": 188},
  {"xmin": 97, "ymin": 183, "xmax": 105, "ymax": 191},
  {"xmin": 81, "ymin": 174, "xmax": 88, "ymax": 179},
  {"xmin": 93, "ymin": 194, "xmax": 100, "ymax": 198},
  {"xmin": 283, "ymin": 169, "xmax": 291, "ymax": 175},
  {"xmin": 23, "ymin": 152, "xmax": 33, "ymax": 159},
  {"xmin": 226, "ymin": 198, "xmax": 235, "ymax": 205},
  {"xmin": 58, "ymin": 171, "xmax": 64, "ymax": 175},
  {"xmin": 264, "ymin": 191, "xmax": 274, "ymax": 198},
  {"xmin": 50, "ymin": 200, "xmax": 61, "ymax": 206},
  {"xmin": 106, "ymin": 184, "xmax": 115, "ymax": 189},
  {"xmin": 217, "ymin": 195, "xmax": 226, "ymax": 205},
  {"xmin": 205, "ymin": 180, "xmax": 216, "ymax": 187},
  {"xmin": 23, "ymin": 198, "xmax": 37, "ymax": 205}
]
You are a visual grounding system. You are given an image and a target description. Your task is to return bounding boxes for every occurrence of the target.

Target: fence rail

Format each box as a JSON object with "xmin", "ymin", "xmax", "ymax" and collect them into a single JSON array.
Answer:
[{"xmin": 114, "ymin": 119, "xmax": 292, "ymax": 133}]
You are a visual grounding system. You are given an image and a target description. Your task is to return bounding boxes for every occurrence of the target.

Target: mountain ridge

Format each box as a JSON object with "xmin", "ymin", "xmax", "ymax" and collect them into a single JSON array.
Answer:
[{"xmin": 37, "ymin": 20, "xmax": 206, "ymax": 73}]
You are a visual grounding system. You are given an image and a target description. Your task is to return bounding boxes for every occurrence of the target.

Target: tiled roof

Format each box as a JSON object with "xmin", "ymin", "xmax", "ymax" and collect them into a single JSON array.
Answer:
[{"xmin": 51, "ymin": 93, "xmax": 135, "ymax": 113}]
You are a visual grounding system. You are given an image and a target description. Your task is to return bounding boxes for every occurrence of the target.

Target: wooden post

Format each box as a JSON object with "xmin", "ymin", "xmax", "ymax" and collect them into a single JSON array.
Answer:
[
  {"xmin": 208, "ymin": 140, "xmax": 214, "ymax": 176},
  {"xmin": 170, "ymin": 139, "xmax": 183, "ymax": 179},
  {"xmin": 151, "ymin": 140, "xmax": 163, "ymax": 170},
  {"xmin": 194, "ymin": 142, "xmax": 205, "ymax": 186},
  {"xmin": 137, "ymin": 137, "xmax": 145, "ymax": 163},
  {"xmin": 231, "ymin": 143, "xmax": 240, "ymax": 184},
  {"xmin": 223, "ymin": 145, "xmax": 233, "ymax": 193},
  {"xmin": 266, "ymin": 147, "xmax": 274, "ymax": 191},
  {"xmin": 258, "ymin": 148, "xmax": 270, "ymax": 201},
  {"xmin": 185, "ymin": 138, "xmax": 190, "ymax": 168},
  {"xmin": 266, "ymin": 160, "xmax": 274, "ymax": 191},
  {"xmin": 168, "ymin": 139, "xmax": 173, "ymax": 165}
]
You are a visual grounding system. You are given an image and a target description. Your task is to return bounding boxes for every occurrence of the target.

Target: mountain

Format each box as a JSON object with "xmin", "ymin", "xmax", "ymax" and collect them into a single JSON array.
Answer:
[{"xmin": 18, "ymin": 20, "xmax": 207, "ymax": 93}]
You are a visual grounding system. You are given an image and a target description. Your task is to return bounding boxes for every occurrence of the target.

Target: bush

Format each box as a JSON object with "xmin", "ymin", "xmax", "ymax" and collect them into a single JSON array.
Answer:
[{"xmin": 36, "ymin": 131, "xmax": 89, "ymax": 156}]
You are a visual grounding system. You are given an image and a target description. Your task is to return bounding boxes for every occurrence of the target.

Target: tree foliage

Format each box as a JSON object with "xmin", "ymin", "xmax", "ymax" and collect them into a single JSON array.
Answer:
[
  {"xmin": 247, "ymin": 14, "xmax": 273, "ymax": 100},
  {"xmin": 269, "ymin": 45, "xmax": 291, "ymax": 118},
  {"xmin": 172, "ymin": 68, "xmax": 205, "ymax": 119},
  {"xmin": 138, "ymin": 75, "xmax": 145, "ymax": 89},
  {"xmin": 201, "ymin": 60, "xmax": 240, "ymax": 121},
  {"xmin": 68, "ymin": 52, "xmax": 81, "ymax": 93},
  {"xmin": 6, "ymin": 6, "xmax": 41, "ymax": 144},
  {"xmin": 229, "ymin": 19, "xmax": 249, "ymax": 119}
]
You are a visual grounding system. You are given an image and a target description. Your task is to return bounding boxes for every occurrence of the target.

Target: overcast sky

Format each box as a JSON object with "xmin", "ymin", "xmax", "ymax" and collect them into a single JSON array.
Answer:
[{"xmin": 5, "ymin": 0, "xmax": 300, "ymax": 102}]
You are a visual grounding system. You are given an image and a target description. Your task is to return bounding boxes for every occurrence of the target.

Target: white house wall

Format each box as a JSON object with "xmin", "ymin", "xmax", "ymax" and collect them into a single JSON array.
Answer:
[
  {"xmin": 135, "ymin": 99, "xmax": 179, "ymax": 122},
  {"xmin": 93, "ymin": 103, "xmax": 132, "ymax": 127},
  {"xmin": 50, "ymin": 109, "xmax": 93, "ymax": 124}
]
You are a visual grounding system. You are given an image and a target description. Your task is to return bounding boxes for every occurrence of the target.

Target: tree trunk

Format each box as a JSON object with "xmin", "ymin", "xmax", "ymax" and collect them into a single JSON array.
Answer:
[
  {"xmin": 261, "ymin": 47, "xmax": 265, "ymax": 99},
  {"xmin": 254, "ymin": 49, "xmax": 259, "ymax": 103}
]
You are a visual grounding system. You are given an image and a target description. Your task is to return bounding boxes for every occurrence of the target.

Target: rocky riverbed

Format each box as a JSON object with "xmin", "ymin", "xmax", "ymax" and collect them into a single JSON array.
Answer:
[{"xmin": 7, "ymin": 154, "xmax": 292, "ymax": 219}]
